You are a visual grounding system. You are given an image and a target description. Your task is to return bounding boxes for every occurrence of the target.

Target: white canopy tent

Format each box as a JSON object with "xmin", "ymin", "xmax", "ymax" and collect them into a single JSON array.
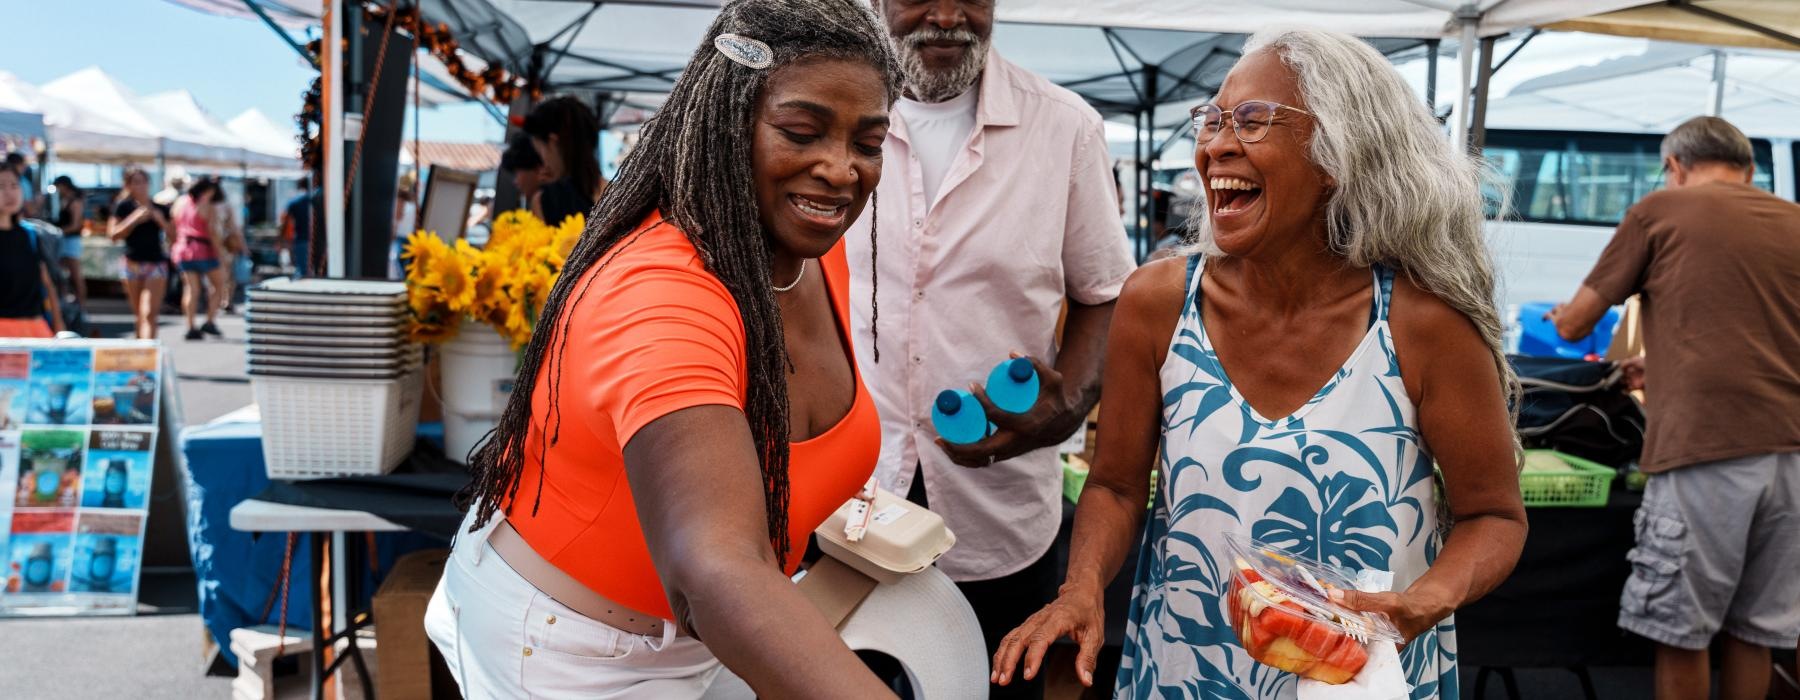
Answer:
[
  {"xmin": 4, "ymin": 70, "xmax": 159, "ymax": 164},
  {"xmin": 40, "ymin": 67, "xmax": 183, "ymax": 164},
  {"xmin": 995, "ymin": 0, "xmax": 1646, "ymax": 37},
  {"xmin": 144, "ymin": 91, "xmax": 303, "ymax": 171},
  {"xmin": 0, "ymin": 71, "xmax": 46, "ymax": 153},
  {"xmin": 138, "ymin": 90, "xmax": 264, "ymax": 168},
  {"xmin": 228, "ymin": 108, "xmax": 301, "ymax": 161},
  {"xmin": 1487, "ymin": 43, "xmax": 1800, "ymax": 137}
]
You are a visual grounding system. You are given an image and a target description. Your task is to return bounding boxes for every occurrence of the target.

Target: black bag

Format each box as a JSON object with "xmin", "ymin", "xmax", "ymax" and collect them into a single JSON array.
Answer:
[
  {"xmin": 21, "ymin": 219, "xmax": 90, "ymax": 336},
  {"xmin": 1510, "ymin": 355, "xmax": 1646, "ymax": 468}
]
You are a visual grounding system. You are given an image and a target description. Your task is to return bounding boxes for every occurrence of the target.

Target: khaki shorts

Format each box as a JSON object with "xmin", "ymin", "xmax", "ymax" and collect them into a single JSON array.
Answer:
[{"xmin": 1618, "ymin": 451, "xmax": 1800, "ymax": 650}]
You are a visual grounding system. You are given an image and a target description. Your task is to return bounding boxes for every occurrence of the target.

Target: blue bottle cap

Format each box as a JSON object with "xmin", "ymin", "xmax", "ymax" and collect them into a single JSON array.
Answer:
[
  {"xmin": 935, "ymin": 389, "xmax": 963, "ymax": 415},
  {"xmin": 1006, "ymin": 357, "xmax": 1034, "ymax": 383}
]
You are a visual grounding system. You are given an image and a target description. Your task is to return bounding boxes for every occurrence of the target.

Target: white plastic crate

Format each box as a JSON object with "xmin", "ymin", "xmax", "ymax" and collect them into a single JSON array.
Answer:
[{"xmin": 253, "ymin": 369, "xmax": 422, "ymax": 480}]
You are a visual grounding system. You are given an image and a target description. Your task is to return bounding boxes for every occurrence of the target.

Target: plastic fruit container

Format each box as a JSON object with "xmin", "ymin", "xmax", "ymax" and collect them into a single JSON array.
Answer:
[{"xmin": 1224, "ymin": 535, "xmax": 1401, "ymax": 684}]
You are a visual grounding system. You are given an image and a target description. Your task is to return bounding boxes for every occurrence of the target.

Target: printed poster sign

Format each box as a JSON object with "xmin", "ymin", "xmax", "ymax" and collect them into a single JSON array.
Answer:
[
  {"xmin": 0, "ymin": 340, "xmax": 161, "ymax": 617},
  {"xmin": 0, "ymin": 351, "xmax": 26, "ymax": 431}
]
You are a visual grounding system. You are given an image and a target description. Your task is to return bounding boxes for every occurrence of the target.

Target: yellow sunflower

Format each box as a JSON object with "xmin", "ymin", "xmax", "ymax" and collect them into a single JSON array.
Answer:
[
  {"xmin": 402, "ymin": 231, "xmax": 448, "ymax": 280},
  {"xmin": 429, "ymin": 247, "xmax": 477, "ymax": 312}
]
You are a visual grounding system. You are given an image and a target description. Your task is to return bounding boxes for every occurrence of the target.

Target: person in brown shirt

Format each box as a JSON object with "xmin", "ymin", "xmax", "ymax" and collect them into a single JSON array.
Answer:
[{"xmin": 1550, "ymin": 115, "xmax": 1800, "ymax": 700}]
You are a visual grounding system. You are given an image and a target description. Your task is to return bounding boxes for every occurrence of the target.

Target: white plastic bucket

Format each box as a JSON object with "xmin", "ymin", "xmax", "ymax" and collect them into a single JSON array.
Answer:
[{"xmin": 439, "ymin": 320, "xmax": 517, "ymax": 463}]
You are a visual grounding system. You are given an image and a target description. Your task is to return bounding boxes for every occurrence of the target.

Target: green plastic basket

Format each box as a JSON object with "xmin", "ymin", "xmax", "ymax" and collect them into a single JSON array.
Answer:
[
  {"xmin": 1063, "ymin": 455, "xmax": 1089, "ymax": 504},
  {"xmin": 1519, "ymin": 450, "xmax": 1616, "ymax": 508},
  {"xmin": 1062, "ymin": 456, "xmax": 1157, "ymax": 509}
]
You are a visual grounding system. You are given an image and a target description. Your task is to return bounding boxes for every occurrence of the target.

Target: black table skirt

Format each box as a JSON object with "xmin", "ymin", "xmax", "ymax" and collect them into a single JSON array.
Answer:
[{"xmin": 1457, "ymin": 489, "xmax": 1653, "ymax": 668}]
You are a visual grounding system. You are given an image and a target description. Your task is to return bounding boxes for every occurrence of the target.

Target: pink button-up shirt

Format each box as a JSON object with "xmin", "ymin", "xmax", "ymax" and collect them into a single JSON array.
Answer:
[{"xmin": 845, "ymin": 51, "xmax": 1135, "ymax": 581}]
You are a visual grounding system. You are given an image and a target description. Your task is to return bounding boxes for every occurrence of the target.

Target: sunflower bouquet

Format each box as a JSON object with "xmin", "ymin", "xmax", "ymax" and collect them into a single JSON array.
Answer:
[{"xmin": 402, "ymin": 210, "xmax": 584, "ymax": 349}]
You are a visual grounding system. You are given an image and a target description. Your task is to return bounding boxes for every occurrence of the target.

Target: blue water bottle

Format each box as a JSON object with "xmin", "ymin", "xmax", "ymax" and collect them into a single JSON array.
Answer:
[
  {"xmin": 986, "ymin": 357, "xmax": 1041, "ymax": 414},
  {"xmin": 932, "ymin": 389, "xmax": 993, "ymax": 445}
]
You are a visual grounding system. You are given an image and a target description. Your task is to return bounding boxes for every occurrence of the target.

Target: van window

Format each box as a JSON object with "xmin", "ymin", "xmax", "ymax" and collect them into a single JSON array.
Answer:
[{"xmin": 1484, "ymin": 130, "xmax": 1775, "ymax": 225}]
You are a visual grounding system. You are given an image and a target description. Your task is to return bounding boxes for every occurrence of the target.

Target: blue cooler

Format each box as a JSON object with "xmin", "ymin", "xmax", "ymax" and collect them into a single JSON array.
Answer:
[{"xmin": 1518, "ymin": 301, "xmax": 1621, "ymax": 359}]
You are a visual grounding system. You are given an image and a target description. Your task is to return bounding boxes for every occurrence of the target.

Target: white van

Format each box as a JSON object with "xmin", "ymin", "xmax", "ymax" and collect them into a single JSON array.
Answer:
[{"xmin": 1483, "ymin": 129, "xmax": 1799, "ymax": 311}]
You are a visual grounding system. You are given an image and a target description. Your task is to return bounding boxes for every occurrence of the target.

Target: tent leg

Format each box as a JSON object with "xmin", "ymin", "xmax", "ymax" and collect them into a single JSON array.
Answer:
[
  {"xmin": 1470, "ymin": 36, "xmax": 1496, "ymax": 153},
  {"xmin": 1140, "ymin": 65, "xmax": 1158, "ymax": 260},
  {"xmin": 1135, "ymin": 109, "xmax": 1150, "ymax": 260},
  {"xmin": 1449, "ymin": 19, "xmax": 1477, "ymax": 150},
  {"xmin": 323, "ymin": 0, "xmax": 346, "ymax": 278},
  {"xmin": 1710, "ymin": 51, "xmax": 1728, "ymax": 116},
  {"xmin": 1425, "ymin": 39, "xmax": 1440, "ymax": 112}
]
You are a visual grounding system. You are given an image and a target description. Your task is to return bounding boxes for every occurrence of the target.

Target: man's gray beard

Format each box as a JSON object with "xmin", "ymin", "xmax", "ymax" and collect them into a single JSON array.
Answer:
[{"xmin": 896, "ymin": 27, "xmax": 989, "ymax": 103}]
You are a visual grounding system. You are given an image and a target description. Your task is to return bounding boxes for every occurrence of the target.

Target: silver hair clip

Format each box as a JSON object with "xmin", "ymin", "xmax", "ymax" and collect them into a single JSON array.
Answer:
[{"xmin": 714, "ymin": 33, "xmax": 774, "ymax": 70}]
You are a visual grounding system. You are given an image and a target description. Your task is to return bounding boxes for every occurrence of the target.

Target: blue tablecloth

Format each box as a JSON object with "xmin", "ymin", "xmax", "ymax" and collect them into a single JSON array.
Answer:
[{"xmin": 179, "ymin": 417, "xmax": 445, "ymax": 666}]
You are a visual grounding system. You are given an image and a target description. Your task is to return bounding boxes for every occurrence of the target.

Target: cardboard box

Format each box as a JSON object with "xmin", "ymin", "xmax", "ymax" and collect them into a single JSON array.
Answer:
[{"xmin": 372, "ymin": 548, "xmax": 450, "ymax": 700}]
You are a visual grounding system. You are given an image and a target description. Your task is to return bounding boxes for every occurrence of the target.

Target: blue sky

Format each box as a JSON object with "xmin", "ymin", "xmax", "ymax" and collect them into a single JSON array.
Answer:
[{"xmin": 11, "ymin": 0, "xmax": 502, "ymax": 144}]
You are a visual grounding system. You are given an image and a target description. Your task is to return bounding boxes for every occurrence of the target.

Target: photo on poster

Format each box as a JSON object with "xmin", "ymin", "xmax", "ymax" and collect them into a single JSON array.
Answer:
[
  {"xmin": 27, "ymin": 348, "xmax": 93, "ymax": 426},
  {"xmin": 91, "ymin": 348, "xmax": 158, "ymax": 426},
  {"xmin": 69, "ymin": 513, "xmax": 142, "ymax": 595},
  {"xmin": 15, "ymin": 430, "xmax": 85, "ymax": 509},
  {"xmin": 5, "ymin": 510, "xmax": 75, "ymax": 595},
  {"xmin": 0, "ymin": 351, "xmax": 28, "ymax": 431},
  {"xmin": 80, "ymin": 430, "xmax": 152, "ymax": 510}
]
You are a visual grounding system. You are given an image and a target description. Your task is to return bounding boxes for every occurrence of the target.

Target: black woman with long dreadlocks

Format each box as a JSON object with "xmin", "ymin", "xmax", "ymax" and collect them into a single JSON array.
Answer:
[{"xmin": 423, "ymin": 0, "xmax": 903, "ymax": 697}]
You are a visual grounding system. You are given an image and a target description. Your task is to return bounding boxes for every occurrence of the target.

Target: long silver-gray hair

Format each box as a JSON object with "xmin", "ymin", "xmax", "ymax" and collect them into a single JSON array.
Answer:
[{"xmin": 1186, "ymin": 28, "xmax": 1519, "ymax": 424}]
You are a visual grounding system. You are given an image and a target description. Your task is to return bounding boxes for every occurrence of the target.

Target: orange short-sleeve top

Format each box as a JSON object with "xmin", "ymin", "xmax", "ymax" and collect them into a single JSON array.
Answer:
[{"xmin": 505, "ymin": 211, "xmax": 880, "ymax": 621}]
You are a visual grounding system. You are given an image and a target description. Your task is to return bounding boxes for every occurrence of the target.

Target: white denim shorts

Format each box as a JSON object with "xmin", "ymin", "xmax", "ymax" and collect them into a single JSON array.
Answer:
[{"xmin": 424, "ymin": 510, "xmax": 723, "ymax": 698}]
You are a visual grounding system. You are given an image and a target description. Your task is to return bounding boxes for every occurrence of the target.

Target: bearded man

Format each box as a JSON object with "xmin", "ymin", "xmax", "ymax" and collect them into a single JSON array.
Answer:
[{"xmin": 845, "ymin": 2, "xmax": 1136, "ymax": 697}]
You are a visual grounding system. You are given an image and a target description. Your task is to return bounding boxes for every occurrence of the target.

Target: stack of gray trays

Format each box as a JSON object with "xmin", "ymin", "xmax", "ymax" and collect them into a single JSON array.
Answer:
[{"xmin": 245, "ymin": 278, "xmax": 420, "ymax": 380}]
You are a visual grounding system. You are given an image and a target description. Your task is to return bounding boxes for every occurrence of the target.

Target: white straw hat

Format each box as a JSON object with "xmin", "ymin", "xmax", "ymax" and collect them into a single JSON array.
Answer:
[{"xmin": 701, "ymin": 566, "xmax": 988, "ymax": 699}]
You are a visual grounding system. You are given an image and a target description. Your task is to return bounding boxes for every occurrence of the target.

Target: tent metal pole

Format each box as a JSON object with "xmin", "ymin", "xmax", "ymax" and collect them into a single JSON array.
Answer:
[
  {"xmin": 1710, "ymin": 51, "xmax": 1728, "ymax": 116},
  {"xmin": 324, "ymin": 0, "xmax": 346, "ymax": 278},
  {"xmin": 1103, "ymin": 29, "xmax": 1146, "ymax": 106},
  {"xmin": 1470, "ymin": 35, "xmax": 1496, "ymax": 153},
  {"xmin": 537, "ymin": 2, "xmax": 601, "ymax": 88},
  {"xmin": 1425, "ymin": 39, "xmax": 1440, "ymax": 111},
  {"xmin": 1135, "ymin": 108, "xmax": 1148, "ymax": 260},
  {"xmin": 1449, "ymin": 17, "xmax": 1477, "ymax": 149},
  {"xmin": 1141, "ymin": 65, "xmax": 1159, "ymax": 260},
  {"xmin": 1492, "ymin": 28, "xmax": 1540, "ymax": 75},
  {"xmin": 240, "ymin": 0, "xmax": 313, "ymax": 66}
]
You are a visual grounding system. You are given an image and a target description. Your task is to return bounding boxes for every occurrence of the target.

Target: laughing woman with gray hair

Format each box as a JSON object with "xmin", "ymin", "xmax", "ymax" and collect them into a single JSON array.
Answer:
[{"xmin": 993, "ymin": 29, "xmax": 1526, "ymax": 698}]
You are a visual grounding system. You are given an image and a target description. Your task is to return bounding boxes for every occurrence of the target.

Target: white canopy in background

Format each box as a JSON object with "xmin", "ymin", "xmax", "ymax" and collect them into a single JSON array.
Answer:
[
  {"xmin": 228, "ymin": 109, "xmax": 299, "ymax": 160},
  {"xmin": 137, "ymin": 90, "xmax": 259, "ymax": 167},
  {"xmin": 40, "ymin": 67, "xmax": 172, "ymax": 163},
  {"xmin": 0, "ymin": 71, "xmax": 46, "ymax": 144},
  {"xmin": 1493, "ymin": 46, "xmax": 1800, "ymax": 137},
  {"xmin": 996, "ymin": 0, "xmax": 1647, "ymax": 37},
  {"xmin": 25, "ymin": 67, "xmax": 302, "ymax": 171},
  {"xmin": 2, "ymin": 70, "xmax": 152, "ymax": 161},
  {"xmin": 0, "ymin": 71, "xmax": 41, "ymax": 115}
]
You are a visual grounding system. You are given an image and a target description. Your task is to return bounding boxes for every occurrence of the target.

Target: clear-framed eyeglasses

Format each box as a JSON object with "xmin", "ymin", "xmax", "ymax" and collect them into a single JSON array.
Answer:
[{"xmin": 1191, "ymin": 100, "xmax": 1314, "ymax": 144}]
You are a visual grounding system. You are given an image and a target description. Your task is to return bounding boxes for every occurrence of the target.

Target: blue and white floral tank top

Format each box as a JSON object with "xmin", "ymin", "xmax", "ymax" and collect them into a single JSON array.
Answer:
[{"xmin": 1116, "ymin": 255, "xmax": 1458, "ymax": 699}]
